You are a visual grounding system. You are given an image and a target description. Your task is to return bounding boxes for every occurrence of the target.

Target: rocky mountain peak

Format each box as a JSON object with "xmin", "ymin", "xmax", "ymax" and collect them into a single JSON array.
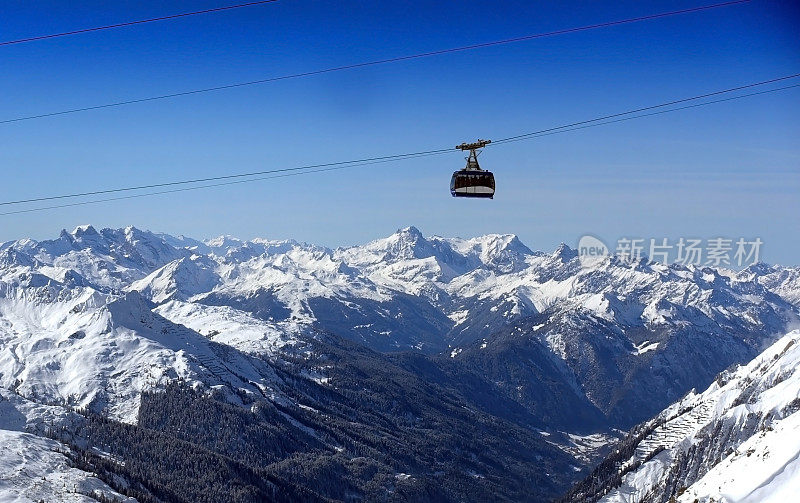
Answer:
[{"xmin": 553, "ymin": 243, "xmax": 578, "ymax": 263}]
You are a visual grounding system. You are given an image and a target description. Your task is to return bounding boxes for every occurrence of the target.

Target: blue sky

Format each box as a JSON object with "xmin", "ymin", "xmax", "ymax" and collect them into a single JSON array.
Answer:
[{"xmin": 0, "ymin": 0, "xmax": 798, "ymax": 264}]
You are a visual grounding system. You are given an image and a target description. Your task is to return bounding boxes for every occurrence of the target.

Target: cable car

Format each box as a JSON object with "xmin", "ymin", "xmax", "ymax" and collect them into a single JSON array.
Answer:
[{"xmin": 451, "ymin": 139, "xmax": 494, "ymax": 198}]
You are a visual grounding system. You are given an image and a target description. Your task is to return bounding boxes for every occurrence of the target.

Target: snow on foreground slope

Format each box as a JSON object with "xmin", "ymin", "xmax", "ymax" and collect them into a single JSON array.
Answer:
[
  {"xmin": 568, "ymin": 329, "xmax": 800, "ymax": 502},
  {"xmin": 0, "ymin": 389, "xmax": 133, "ymax": 502},
  {"xmin": 0, "ymin": 430, "xmax": 134, "ymax": 503},
  {"xmin": 680, "ymin": 410, "xmax": 800, "ymax": 503}
]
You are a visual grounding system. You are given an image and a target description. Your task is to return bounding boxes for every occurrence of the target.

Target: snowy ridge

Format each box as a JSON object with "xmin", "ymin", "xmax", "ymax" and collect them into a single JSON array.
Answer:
[
  {"xmin": 631, "ymin": 400, "xmax": 714, "ymax": 462},
  {"xmin": 678, "ymin": 408, "xmax": 800, "ymax": 502},
  {"xmin": 0, "ymin": 224, "xmax": 798, "ymax": 500},
  {"xmin": 3, "ymin": 225, "xmax": 797, "ymax": 350},
  {"xmin": 0, "ymin": 279, "xmax": 288, "ymax": 423},
  {"xmin": 153, "ymin": 300, "xmax": 300, "ymax": 358},
  {"xmin": 569, "ymin": 329, "xmax": 800, "ymax": 503},
  {"xmin": 128, "ymin": 256, "xmax": 219, "ymax": 303},
  {"xmin": 1, "ymin": 225, "xmax": 798, "ymax": 425}
]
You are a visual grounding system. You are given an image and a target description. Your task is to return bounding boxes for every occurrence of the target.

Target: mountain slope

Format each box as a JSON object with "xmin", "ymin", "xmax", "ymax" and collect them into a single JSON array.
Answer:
[
  {"xmin": 0, "ymin": 271, "xmax": 289, "ymax": 422},
  {"xmin": 0, "ymin": 429, "xmax": 135, "ymax": 503},
  {"xmin": 561, "ymin": 329, "xmax": 800, "ymax": 503},
  {"xmin": 50, "ymin": 332, "xmax": 580, "ymax": 503},
  {"xmin": 0, "ymin": 387, "xmax": 133, "ymax": 502},
  {"xmin": 2, "ymin": 225, "xmax": 798, "ymax": 430},
  {"xmin": 677, "ymin": 408, "xmax": 800, "ymax": 502},
  {"xmin": 1, "ymin": 225, "xmax": 799, "ymax": 500}
]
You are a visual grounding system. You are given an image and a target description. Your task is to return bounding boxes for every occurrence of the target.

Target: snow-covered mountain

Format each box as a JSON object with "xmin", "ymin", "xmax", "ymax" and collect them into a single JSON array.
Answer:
[
  {"xmin": 562, "ymin": 329, "xmax": 800, "ymax": 503},
  {"xmin": 0, "ymin": 224, "xmax": 798, "ymax": 501},
  {"xmin": 1, "ymin": 224, "xmax": 798, "ymax": 427}
]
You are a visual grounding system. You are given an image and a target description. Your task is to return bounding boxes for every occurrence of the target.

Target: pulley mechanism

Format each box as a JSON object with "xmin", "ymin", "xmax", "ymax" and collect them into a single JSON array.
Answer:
[{"xmin": 450, "ymin": 139, "xmax": 495, "ymax": 199}]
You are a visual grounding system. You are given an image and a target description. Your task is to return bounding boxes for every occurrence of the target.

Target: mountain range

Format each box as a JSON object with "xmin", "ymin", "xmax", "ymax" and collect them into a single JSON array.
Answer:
[{"xmin": 1, "ymin": 225, "xmax": 798, "ymax": 501}]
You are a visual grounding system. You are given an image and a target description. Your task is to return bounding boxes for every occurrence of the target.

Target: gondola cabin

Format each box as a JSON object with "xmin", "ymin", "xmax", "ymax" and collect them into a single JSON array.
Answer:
[
  {"xmin": 451, "ymin": 139, "xmax": 494, "ymax": 199},
  {"xmin": 450, "ymin": 170, "xmax": 495, "ymax": 198}
]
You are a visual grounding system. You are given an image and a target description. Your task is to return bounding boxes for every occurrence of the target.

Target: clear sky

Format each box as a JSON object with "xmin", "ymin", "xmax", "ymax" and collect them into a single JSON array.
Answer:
[{"xmin": 0, "ymin": 0, "xmax": 798, "ymax": 264}]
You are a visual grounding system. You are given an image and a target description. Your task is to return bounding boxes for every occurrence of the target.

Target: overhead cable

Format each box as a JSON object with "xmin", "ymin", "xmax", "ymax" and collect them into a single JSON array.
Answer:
[{"xmin": 0, "ymin": 1, "xmax": 751, "ymax": 125}]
